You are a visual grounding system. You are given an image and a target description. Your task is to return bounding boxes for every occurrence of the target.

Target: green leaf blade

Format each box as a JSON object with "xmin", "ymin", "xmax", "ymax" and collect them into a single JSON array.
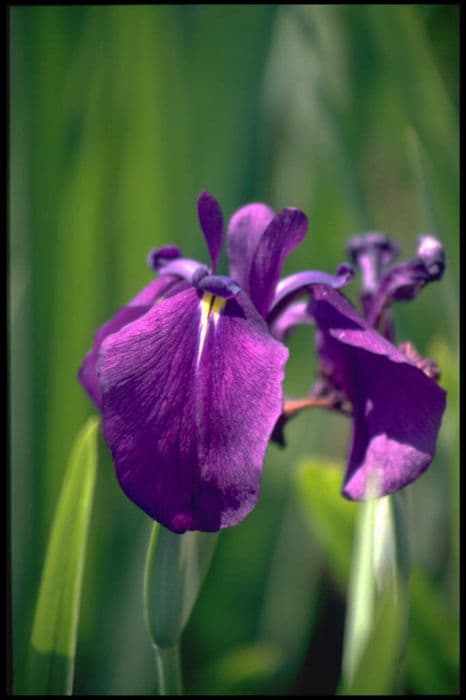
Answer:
[
  {"xmin": 25, "ymin": 416, "xmax": 100, "ymax": 694},
  {"xmin": 144, "ymin": 524, "xmax": 218, "ymax": 650}
]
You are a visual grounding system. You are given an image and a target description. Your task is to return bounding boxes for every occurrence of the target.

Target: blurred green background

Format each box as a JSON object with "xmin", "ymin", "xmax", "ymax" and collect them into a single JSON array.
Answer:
[{"xmin": 9, "ymin": 5, "xmax": 459, "ymax": 694}]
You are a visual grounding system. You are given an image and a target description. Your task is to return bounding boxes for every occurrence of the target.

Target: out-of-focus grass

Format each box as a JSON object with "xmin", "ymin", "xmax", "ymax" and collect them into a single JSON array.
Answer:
[{"xmin": 10, "ymin": 5, "xmax": 458, "ymax": 695}]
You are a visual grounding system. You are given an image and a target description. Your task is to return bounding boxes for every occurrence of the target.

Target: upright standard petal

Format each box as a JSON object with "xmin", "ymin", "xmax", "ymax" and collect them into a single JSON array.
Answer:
[
  {"xmin": 309, "ymin": 285, "xmax": 446, "ymax": 500},
  {"xmin": 227, "ymin": 203, "xmax": 275, "ymax": 293},
  {"xmin": 98, "ymin": 287, "xmax": 288, "ymax": 533},
  {"xmin": 78, "ymin": 275, "xmax": 181, "ymax": 410},
  {"xmin": 198, "ymin": 191, "xmax": 224, "ymax": 273},
  {"xmin": 249, "ymin": 208, "xmax": 308, "ymax": 317}
]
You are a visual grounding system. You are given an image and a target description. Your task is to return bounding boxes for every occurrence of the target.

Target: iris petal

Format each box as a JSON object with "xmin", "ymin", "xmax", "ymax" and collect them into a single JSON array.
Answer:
[
  {"xmin": 366, "ymin": 235, "xmax": 445, "ymax": 329},
  {"xmin": 227, "ymin": 203, "xmax": 275, "ymax": 293},
  {"xmin": 147, "ymin": 245, "xmax": 182, "ymax": 270},
  {"xmin": 310, "ymin": 285, "xmax": 446, "ymax": 499},
  {"xmin": 78, "ymin": 275, "xmax": 181, "ymax": 410},
  {"xmin": 158, "ymin": 257, "xmax": 206, "ymax": 282},
  {"xmin": 346, "ymin": 232, "xmax": 400, "ymax": 294},
  {"xmin": 197, "ymin": 191, "xmax": 224, "ymax": 273},
  {"xmin": 98, "ymin": 287, "xmax": 288, "ymax": 533},
  {"xmin": 249, "ymin": 208, "xmax": 308, "ymax": 317},
  {"xmin": 267, "ymin": 263, "xmax": 353, "ymax": 324},
  {"xmin": 270, "ymin": 301, "xmax": 313, "ymax": 341}
]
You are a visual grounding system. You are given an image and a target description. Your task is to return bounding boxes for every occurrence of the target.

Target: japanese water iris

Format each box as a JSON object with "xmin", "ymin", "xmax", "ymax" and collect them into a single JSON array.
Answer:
[
  {"xmin": 274, "ymin": 231, "xmax": 447, "ymax": 500},
  {"xmin": 79, "ymin": 192, "xmax": 351, "ymax": 533}
]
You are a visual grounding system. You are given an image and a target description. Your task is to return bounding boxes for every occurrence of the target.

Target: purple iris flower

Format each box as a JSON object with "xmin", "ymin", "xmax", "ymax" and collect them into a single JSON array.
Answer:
[
  {"xmin": 79, "ymin": 192, "xmax": 351, "ymax": 533},
  {"xmin": 273, "ymin": 231, "xmax": 447, "ymax": 500}
]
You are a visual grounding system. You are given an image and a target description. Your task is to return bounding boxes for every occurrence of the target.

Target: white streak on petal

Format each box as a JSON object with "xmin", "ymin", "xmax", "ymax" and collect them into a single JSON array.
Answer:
[
  {"xmin": 196, "ymin": 294, "xmax": 227, "ymax": 369},
  {"xmin": 197, "ymin": 293, "xmax": 213, "ymax": 369}
]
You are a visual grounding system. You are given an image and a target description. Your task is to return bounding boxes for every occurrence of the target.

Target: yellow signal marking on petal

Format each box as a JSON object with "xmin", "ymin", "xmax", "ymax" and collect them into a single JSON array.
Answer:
[
  {"xmin": 200, "ymin": 292, "xmax": 214, "ymax": 317},
  {"xmin": 211, "ymin": 295, "xmax": 226, "ymax": 324}
]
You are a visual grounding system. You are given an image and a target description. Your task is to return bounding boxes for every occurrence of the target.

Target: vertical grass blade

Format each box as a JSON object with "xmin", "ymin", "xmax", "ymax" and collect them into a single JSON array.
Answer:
[{"xmin": 24, "ymin": 417, "xmax": 100, "ymax": 694}]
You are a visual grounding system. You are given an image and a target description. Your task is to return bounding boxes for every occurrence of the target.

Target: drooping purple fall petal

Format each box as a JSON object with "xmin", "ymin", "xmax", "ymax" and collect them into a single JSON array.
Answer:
[
  {"xmin": 198, "ymin": 191, "xmax": 224, "ymax": 273},
  {"xmin": 78, "ymin": 275, "xmax": 181, "ymax": 410},
  {"xmin": 227, "ymin": 203, "xmax": 275, "ymax": 292},
  {"xmin": 309, "ymin": 284, "xmax": 446, "ymax": 499},
  {"xmin": 98, "ymin": 286, "xmax": 288, "ymax": 533}
]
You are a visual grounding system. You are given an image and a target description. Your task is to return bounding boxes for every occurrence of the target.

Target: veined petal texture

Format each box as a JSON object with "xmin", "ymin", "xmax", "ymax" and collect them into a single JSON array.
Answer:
[
  {"xmin": 98, "ymin": 287, "xmax": 288, "ymax": 532},
  {"xmin": 78, "ymin": 276, "xmax": 180, "ymax": 410}
]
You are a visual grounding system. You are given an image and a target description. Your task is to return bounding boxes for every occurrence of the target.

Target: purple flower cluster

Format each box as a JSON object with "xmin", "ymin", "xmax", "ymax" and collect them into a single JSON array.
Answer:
[{"xmin": 79, "ymin": 193, "xmax": 446, "ymax": 533}]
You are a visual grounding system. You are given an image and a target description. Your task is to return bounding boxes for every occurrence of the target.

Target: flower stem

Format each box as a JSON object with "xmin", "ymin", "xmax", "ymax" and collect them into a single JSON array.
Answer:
[
  {"xmin": 340, "ymin": 492, "xmax": 410, "ymax": 693},
  {"xmin": 154, "ymin": 643, "xmax": 182, "ymax": 695},
  {"xmin": 282, "ymin": 394, "xmax": 352, "ymax": 419}
]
